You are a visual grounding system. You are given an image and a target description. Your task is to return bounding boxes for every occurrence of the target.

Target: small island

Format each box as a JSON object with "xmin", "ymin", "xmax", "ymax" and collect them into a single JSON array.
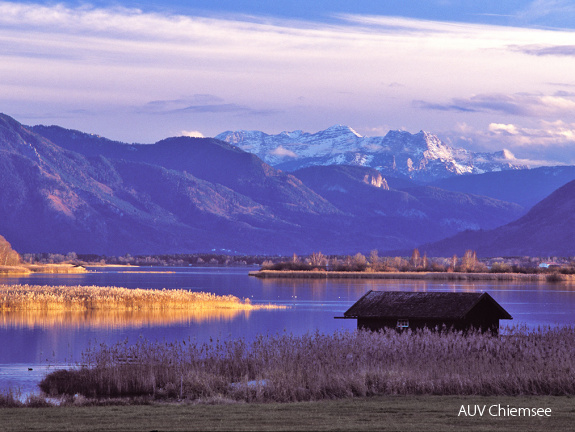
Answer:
[{"xmin": 250, "ymin": 250, "xmax": 575, "ymax": 282}]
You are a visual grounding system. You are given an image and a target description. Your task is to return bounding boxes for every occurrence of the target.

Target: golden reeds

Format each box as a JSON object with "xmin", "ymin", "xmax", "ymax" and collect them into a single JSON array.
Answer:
[
  {"xmin": 0, "ymin": 284, "xmax": 281, "ymax": 312},
  {"xmin": 0, "ymin": 264, "xmax": 87, "ymax": 274}
]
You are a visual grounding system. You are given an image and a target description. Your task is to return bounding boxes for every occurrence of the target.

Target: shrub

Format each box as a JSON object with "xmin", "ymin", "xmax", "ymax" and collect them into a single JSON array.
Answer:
[
  {"xmin": 262, "ymin": 261, "xmax": 312, "ymax": 271},
  {"xmin": 0, "ymin": 389, "xmax": 22, "ymax": 408},
  {"xmin": 546, "ymin": 273, "xmax": 565, "ymax": 282},
  {"xmin": 490, "ymin": 262, "xmax": 512, "ymax": 273}
]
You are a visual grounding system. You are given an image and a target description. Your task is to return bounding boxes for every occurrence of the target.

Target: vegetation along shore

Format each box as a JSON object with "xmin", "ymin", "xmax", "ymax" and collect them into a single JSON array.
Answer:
[
  {"xmin": 253, "ymin": 249, "xmax": 575, "ymax": 281},
  {"xmin": 0, "ymin": 263, "xmax": 87, "ymax": 275},
  {"xmin": 32, "ymin": 326, "xmax": 575, "ymax": 404},
  {"xmin": 250, "ymin": 270, "xmax": 575, "ymax": 282},
  {"xmin": 0, "ymin": 284, "xmax": 280, "ymax": 312}
]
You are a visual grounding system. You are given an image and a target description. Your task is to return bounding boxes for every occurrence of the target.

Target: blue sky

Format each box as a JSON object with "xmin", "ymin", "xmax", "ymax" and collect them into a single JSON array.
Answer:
[{"xmin": 2, "ymin": 0, "xmax": 575, "ymax": 165}]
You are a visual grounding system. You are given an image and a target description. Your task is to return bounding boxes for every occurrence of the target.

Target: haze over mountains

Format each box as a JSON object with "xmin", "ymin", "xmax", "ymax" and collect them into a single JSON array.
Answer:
[{"xmin": 1, "ymin": 113, "xmax": 575, "ymax": 256}]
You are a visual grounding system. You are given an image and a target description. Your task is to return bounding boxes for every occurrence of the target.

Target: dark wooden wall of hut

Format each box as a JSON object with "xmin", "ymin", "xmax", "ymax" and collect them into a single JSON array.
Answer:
[{"xmin": 357, "ymin": 315, "xmax": 500, "ymax": 335}]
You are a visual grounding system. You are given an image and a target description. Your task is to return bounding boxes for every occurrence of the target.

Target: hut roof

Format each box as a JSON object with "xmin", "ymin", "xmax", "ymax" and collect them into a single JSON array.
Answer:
[{"xmin": 342, "ymin": 291, "xmax": 512, "ymax": 320}]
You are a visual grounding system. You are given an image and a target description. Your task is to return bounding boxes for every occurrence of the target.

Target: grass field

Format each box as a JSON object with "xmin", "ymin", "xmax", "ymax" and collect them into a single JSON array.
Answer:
[{"xmin": 0, "ymin": 396, "xmax": 573, "ymax": 431}]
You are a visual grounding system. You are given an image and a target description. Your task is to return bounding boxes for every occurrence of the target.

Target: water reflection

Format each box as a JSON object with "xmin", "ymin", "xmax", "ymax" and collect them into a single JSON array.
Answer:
[
  {"xmin": 0, "ymin": 308, "xmax": 252, "ymax": 330},
  {"xmin": 0, "ymin": 269, "xmax": 574, "ymax": 367}
]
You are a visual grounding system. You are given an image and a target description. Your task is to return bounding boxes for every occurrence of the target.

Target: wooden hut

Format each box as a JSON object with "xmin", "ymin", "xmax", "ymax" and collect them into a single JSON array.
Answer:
[{"xmin": 336, "ymin": 291, "xmax": 512, "ymax": 335}]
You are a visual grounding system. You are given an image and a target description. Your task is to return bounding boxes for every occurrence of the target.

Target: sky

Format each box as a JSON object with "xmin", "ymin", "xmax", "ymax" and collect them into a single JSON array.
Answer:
[{"xmin": 2, "ymin": 1, "xmax": 575, "ymax": 165}]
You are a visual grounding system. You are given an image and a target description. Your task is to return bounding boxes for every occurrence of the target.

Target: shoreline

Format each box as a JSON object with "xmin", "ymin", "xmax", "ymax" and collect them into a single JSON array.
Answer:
[
  {"xmin": 0, "ymin": 264, "xmax": 88, "ymax": 275},
  {"xmin": 249, "ymin": 270, "xmax": 575, "ymax": 282}
]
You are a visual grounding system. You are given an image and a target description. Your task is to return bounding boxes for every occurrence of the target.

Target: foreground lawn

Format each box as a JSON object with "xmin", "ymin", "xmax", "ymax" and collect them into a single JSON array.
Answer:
[{"xmin": 0, "ymin": 396, "xmax": 573, "ymax": 432}]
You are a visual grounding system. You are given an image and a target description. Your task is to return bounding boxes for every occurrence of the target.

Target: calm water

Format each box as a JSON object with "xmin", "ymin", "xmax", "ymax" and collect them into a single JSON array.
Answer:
[{"xmin": 1, "ymin": 266, "xmax": 575, "ymax": 395}]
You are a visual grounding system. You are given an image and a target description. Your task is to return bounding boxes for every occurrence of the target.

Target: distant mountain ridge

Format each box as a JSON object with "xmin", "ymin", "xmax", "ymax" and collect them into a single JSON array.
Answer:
[
  {"xmin": 3, "ymin": 115, "xmax": 341, "ymax": 254},
  {"xmin": 420, "ymin": 179, "xmax": 575, "ymax": 257},
  {"xmin": 215, "ymin": 126, "xmax": 526, "ymax": 182},
  {"xmin": 293, "ymin": 165, "xmax": 524, "ymax": 249},
  {"xmin": 0, "ymin": 113, "xmax": 529, "ymax": 255},
  {"xmin": 431, "ymin": 166, "xmax": 575, "ymax": 209}
]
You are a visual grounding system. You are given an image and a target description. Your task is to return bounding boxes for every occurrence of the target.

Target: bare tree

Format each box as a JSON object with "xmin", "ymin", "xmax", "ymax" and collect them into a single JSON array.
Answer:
[
  {"xmin": 369, "ymin": 250, "xmax": 380, "ymax": 271},
  {"xmin": 450, "ymin": 254, "xmax": 458, "ymax": 272},
  {"xmin": 410, "ymin": 248, "xmax": 421, "ymax": 269},
  {"xmin": 352, "ymin": 253, "xmax": 368, "ymax": 271},
  {"xmin": 461, "ymin": 250, "xmax": 478, "ymax": 272},
  {"xmin": 0, "ymin": 235, "xmax": 21, "ymax": 266},
  {"xmin": 309, "ymin": 251, "xmax": 326, "ymax": 267}
]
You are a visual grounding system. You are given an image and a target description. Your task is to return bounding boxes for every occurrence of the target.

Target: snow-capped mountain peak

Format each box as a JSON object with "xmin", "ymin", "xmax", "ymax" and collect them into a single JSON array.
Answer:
[
  {"xmin": 323, "ymin": 124, "xmax": 362, "ymax": 137},
  {"xmin": 215, "ymin": 126, "xmax": 527, "ymax": 181},
  {"xmin": 500, "ymin": 149, "xmax": 516, "ymax": 160}
]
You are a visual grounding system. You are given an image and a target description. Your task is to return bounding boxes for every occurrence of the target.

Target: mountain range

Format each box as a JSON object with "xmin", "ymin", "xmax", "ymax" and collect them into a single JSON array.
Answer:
[
  {"xmin": 420, "ymin": 179, "xmax": 575, "ymax": 257},
  {"xmin": 0, "ymin": 113, "xmax": 574, "ymax": 256},
  {"xmin": 215, "ymin": 126, "xmax": 526, "ymax": 182}
]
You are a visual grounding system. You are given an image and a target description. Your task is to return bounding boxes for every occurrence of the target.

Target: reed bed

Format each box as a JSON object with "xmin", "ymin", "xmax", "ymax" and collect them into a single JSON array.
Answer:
[
  {"xmin": 40, "ymin": 326, "xmax": 575, "ymax": 402},
  {"xmin": 0, "ymin": 266, "xmax": 31, "ymax": 275},
  {"xmin": 0, "ymin": 284, "xmax": 280, "ymax": 312},
  {"xmin": 24, "ymin": 264, "xmax": 88, "ymax": 274},
  {"xmin": 250, "ymin": 270, "xmax": 575, "ymax": 281},
  {"xmin": 0, "ymin": 264, "xmax": 87, "ymax": 275}
]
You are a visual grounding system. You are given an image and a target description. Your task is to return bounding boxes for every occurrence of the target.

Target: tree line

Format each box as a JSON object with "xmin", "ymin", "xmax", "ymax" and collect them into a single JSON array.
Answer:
[
  {"xmin": 261, "ymin": 249, "xmax": 575, "ymax": 274},
  {"xmin": 261, "ymin": 249, "xmax": 485, "ymax": 272}
]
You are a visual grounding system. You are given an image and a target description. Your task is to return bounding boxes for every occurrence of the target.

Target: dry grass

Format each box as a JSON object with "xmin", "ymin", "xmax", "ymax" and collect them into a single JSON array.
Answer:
[
  {"xmin": 25, "ymin": 264, "xmax": 88, "ymax": 274},
  {"xmin": 0, "ymin": 266, "xmax": 32, "ymax": 275},
  {"xmin": 0, "ymin": 284, "xmax": 281, "ymax": 312},
  {"xmin": 0, "ymin": 264, "xmax": 87, "ymax": 275},
  {"xmin": 39, "ymin": 326, "xmax": 575, "ymax": 402}
]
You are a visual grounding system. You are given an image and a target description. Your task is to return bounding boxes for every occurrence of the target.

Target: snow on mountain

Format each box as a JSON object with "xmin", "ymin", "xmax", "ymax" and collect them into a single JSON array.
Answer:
[{"xmin": 215, "ymin": 126, "xmax": 526, "ymax": 182}]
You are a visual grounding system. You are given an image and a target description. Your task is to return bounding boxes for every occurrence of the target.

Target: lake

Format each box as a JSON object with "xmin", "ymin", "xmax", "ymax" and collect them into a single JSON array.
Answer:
[{"xmin": 1, "ymin": 266, "xmax": 575, "ymax": 396}]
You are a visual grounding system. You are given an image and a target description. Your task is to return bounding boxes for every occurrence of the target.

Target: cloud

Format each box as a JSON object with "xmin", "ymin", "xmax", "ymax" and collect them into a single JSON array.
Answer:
[
  {"xmin": 1, "ymin": 0, "xmax": 575, "ymax": 146},
  {"xmin": 477, "ymin": 120, "xmax": 575, "ymax": 147},
  {"xmin": 414, "ymin": 100, "xmax": 479, "ymax": 113},
  {"xmin": 488, "ymin": 123, "xmax": 520, "ymax": 135},
  {"xmin": 441, "ymin": 120, "xmax": 575, "ymax": 166},
  {"xmin": 270, "ymin": 145, "xmax": 298, "ymax": 158},
  {"xmin": 516, "ymin": 0, "xmax": 575, "ymax": 27},
  {"xmin": 177, "ymin": 103, "xmax": 250, "ymax": 114},
  {"xmin": 138, "ymin": 96, "xmax": 280, "ymax": 117},
  {"xmin": 145, "ymin": 95, "xmax": 225, "ymax": 112},
  {"xmin": 181, "ymin": 130, "xmax": 204, "ymax": 138},
  {"xmin": 510, "ymin": 44, "xmax": 575, "ymax": 57},
  {"xmin": 416, "ymin": 92, "xmax": 575, "ymax": 118}
]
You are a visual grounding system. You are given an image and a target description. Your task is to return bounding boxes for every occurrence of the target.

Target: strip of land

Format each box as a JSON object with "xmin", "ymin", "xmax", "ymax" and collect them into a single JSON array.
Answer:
[
  {"xmin": 0, "ymin": 396, "xmax": 572, "ymax": 432},
  {"xmin": 0, "ymin": 264, "xmax": 87, "ymax": 275},
  {"xmin": 0, "ymin": 284, "xmax": 281, "ymax": 312},
  {"xmin": 250, "ymin": 270, "xmax": 575, "ymax": 281}
]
